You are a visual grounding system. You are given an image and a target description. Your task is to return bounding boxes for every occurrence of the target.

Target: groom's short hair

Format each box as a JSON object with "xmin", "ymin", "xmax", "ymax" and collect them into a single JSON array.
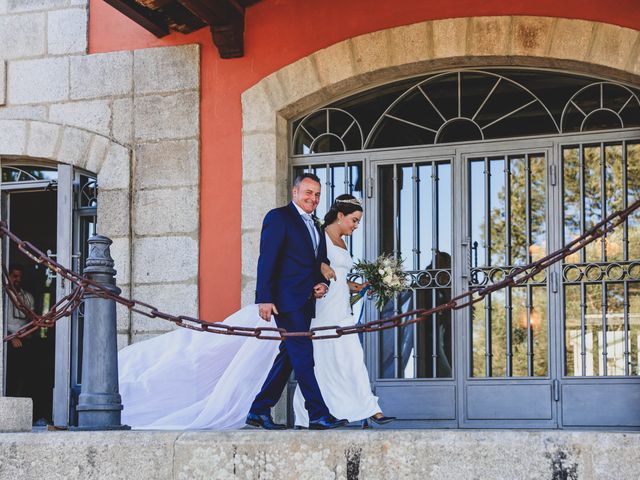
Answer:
[{"xmin": 293, "ymin": 172, "xmax": 321, "ymax": 187}]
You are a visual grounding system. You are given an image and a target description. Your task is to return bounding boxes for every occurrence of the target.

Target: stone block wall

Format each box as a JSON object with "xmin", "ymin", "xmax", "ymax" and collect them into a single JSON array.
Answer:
[{"xmin": 0, "ymin": 0, "xmax": 201, "ymax": 348}]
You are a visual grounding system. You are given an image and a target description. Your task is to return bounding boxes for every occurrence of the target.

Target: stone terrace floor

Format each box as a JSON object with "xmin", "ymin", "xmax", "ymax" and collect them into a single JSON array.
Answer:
[{"xmin": 0, "ymin": 429, "xmax": 639, "ymax": 479}]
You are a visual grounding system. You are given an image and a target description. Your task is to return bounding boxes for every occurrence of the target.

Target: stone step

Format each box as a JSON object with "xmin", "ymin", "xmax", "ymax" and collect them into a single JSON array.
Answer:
[
  {"xmin": 0, "ymin": 429, "xmax": 638, "ymax": 479},
  {"xmin": 0, "ymin": 397, "xmax": 32, "ymax": 432}
]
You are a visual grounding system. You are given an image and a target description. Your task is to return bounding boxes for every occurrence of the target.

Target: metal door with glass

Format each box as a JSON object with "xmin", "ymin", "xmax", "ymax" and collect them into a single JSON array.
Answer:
[
  {"xmin": 559, "ymin": 139, "xmax": 640, "ymax": 428},
  {"xmin": 462, "ymin": 147, "xmax": 557, "ymax": 427},
  {"xmin": 368, "ymin": 155, "xmax": 457, "ymax": 427}
]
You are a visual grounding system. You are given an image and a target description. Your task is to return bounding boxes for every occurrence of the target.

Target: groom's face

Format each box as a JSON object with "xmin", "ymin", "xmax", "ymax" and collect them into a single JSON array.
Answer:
[{"xmin": 292, "ymin": 178, "xmax": 321, "ymax": 214}]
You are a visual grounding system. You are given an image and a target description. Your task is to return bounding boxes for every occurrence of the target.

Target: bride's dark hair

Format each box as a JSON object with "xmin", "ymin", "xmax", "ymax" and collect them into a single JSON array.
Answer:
[{"xmin": 323, "ymin": 194, "xmax": 363, "ymax": 228}]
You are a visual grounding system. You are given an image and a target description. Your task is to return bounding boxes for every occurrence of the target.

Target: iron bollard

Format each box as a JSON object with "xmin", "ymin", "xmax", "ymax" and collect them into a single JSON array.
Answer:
[{"xmin": 75, "ymin": 235, "xmax": 129, "ymax": 430}]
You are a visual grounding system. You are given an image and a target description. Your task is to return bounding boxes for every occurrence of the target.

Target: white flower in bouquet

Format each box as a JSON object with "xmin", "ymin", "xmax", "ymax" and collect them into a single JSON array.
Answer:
[{"xmin": 352, "ymin": 253, "xmax": 408, "ymax": 311}]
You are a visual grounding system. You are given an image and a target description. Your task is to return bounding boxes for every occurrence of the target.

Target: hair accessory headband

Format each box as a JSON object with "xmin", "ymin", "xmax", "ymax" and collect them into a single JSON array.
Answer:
[{"xmin": 335, "ymin": 198, "xmax": 363, "ymax": 206}]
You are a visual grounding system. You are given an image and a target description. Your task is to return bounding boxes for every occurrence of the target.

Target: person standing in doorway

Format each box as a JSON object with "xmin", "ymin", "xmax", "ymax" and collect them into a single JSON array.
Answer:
[{"xmin": 6, "ymin": 264, "xmax": 36, "ymax": 399}]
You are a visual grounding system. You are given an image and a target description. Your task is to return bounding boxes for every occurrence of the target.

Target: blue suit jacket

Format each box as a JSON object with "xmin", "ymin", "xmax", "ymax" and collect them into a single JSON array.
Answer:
[{"xmin": 255, "ymin": 202, "xmax": 329, "ymax": 314}]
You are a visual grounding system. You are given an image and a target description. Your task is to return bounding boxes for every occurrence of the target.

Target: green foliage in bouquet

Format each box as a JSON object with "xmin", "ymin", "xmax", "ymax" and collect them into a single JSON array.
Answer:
[{"xmin": 352, "ymin": 254, "xmax": 408, "ymax": 310}]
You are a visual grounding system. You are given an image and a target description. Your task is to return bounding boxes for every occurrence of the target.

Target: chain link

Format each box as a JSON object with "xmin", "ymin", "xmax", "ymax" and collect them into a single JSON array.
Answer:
[{"xmin": 2, "ymin": 196, "xmax": 639, "ymax": 342}]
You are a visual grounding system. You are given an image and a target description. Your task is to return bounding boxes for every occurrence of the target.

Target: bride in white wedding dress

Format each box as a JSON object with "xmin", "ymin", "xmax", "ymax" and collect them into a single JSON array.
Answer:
[{"xmin": 118, "ymin": 194, "xmax": 393, "ymax": 429}]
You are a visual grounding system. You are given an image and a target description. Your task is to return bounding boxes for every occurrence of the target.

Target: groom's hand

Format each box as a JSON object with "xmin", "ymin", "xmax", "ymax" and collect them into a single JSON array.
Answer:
[
  {"xmin": 313, "ymin": 283, "xmax": 328, "ymax": 298},
  {"xmin": 259, "ymin": 303, "xmax": 278, "ymax": 322}
]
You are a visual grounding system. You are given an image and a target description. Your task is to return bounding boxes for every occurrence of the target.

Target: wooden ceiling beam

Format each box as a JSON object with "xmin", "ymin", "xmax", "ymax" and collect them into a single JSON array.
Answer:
[
  {"xmin": 178, "ymin": 0, "xmax": 246, "ymax": 59},
  {"xmin": 104, "ymin": 0, "xmax": 259, "ymax": 58},
  {"xmin": 177, "ymin": 0, "xmax": 243, "ymax": 26},
  {"xmin": 104, "ymin": 0, "xmax": 169, "ymax": 37}
]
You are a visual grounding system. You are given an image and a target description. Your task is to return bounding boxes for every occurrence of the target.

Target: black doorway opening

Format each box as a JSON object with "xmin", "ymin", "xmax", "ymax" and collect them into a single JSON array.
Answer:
[{"xmin": 5, "ymin": 189, "xmax": 57, "ymax": 425}]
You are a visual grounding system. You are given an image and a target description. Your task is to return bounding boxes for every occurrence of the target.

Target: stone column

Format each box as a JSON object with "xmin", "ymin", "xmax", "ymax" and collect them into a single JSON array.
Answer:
[{"xmin": 75, "ymin": 235, "xmax": 128, "ymax": 430}]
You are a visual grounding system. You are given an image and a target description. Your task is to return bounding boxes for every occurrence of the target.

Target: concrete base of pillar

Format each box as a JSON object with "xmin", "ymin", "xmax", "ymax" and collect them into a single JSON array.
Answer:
[{"xmin": 0, "ymin": 397, "xmax": 32, "ymax": 432}]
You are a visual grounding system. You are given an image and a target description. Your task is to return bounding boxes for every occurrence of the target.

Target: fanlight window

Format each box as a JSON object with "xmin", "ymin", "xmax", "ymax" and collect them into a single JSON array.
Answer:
[
  {"xmin": 292, "ymin": 69, "xmax": 640, "ymax": 155},
  {"xmin": 1, "ymin": 165, "xmax": 58, "ymax": 183}
]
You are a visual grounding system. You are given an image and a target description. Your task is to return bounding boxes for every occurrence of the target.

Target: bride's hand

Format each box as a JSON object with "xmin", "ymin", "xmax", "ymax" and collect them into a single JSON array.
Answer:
[
  {"xmin": 349, "ymin": 281, "xmax": 370, "ymax": 293},
  {"xmin": 321, "ymin": 262, "xmax": 336, "ymax": 281}
]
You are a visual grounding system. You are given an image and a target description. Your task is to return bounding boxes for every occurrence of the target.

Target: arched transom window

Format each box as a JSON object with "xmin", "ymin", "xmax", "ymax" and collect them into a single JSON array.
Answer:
[{"xmin": 292, "ymin": 69, "xmax": 640, "ymax": 155}]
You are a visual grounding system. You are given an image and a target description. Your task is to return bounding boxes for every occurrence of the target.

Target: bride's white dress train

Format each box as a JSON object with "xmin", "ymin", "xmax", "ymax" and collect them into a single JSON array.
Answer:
[
  {"xmin": 118, "ymin": 233, "xmax": 380, "ymax": 429},
  {"xmin": 118, "ymin": 305, "xmax": 278, "ymax": 429}
]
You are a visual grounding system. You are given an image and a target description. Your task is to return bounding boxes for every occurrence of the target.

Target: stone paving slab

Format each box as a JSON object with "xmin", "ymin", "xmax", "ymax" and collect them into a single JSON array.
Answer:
[
  {"xmin": 0, "ymin": 397, "xmax": 31, "ymax": 432},
  {"xmin": 0, "ymin": 429, "xmax": 638, "ymax": 479}
]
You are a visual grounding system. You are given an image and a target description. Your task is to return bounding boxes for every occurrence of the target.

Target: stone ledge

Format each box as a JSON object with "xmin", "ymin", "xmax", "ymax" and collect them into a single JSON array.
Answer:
[
  {"xmin": 0, "ymin": 429, "xmax": 638, "ymax": 479},
  {"xmin": 0, "ymin": 397, "xmax": 32, "ymax": 432}
]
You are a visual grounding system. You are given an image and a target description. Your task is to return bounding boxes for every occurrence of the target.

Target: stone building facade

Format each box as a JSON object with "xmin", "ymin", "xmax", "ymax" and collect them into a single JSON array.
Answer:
[
  {"xmin": 1, "ymin": 0, "xmax": 639, "ymax": 430},
  {"xmin": 0, "ymin": 0, "xmax": 201, "ymax": 338},
  {"xmin": 0, "ymin": 0, "xmax": 200, "ymax": 413}
]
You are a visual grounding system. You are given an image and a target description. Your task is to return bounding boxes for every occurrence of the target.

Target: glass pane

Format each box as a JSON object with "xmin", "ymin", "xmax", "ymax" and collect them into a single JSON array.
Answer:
[
  {"xmin": 313, "ymin": 166, "xmax": 328, "ymax": 219},
  {"xmin": 606, "ymin": 283, "xmax": 626, "ymax": 375},
  {"xmin": 489, "ymin": 158, "xmax": 506, "ymax": 266},
  {"xmin": 470, "ymin": 159, "xmax": 486, "ymax": 268},
  {"xmin": 605, "ymin": 145, "xmax": 624, "ymax": 261},
  {"xmin": 397, "ymin": 292, "xmax": 416, "ymax": 379},
  {"xmin": 293, "ymin": 129, "xmax": 313, "ymax": 155},
  {"xmin": 490, "ymin": 290, "xmax": 507, "ymax": 377},
  {"xmin": 531, "ymin": 286, "xmax": 548, "ymax": 376},
  {"xmin": 378, "ymin": 161, "xmax": 452, "ymax": 379},
  {"xmin": 510, "ymin": 156, "xmax": 528, "ymax": 265},
  {"xmin": 437, "ymin": 163, "xmax": 452, "ymax": 263},
  {"xmin": 471, "ymin": 298, "xmax": 487, "ymax": 377},
  {"xmin": 584, "ymin": 145, "xmax": 602, "ymax": 263},
  {"xmin": 379, "ymin": 314, "xmax": 395, "ymax": 379},
  {"xmin": 313, "ymin": 135, "xmax": 345, "ymax": 154},
  {"xmin": 563, "ymin": 147, "xmax": 581, "ymax": 263},
  {"xmin": 78, "ymin": 175, "xmax": 98, "ymax": 209},
  {"xmin": 1, "ymin": 165, "xmax": 57, "ymax": 183},
  {"xmin": 585, "ymin": 283, "xmax": 603, "ymax": 376},
  {"xmin": 348, "ymin": 163, "xmax": 364, "ymax": 260},
  {"xmin": 629, "ymin": 282, "xmax": 640, "ymax": 376},
  {"xmin": 398, "ymin": 165, "xmax": 414, "ymax": 263},
  {"xmin": 530, "ymin": 155, "xmax": 546, "ymax": 262},
  {"xmin": 564, "ymin": 284, "xmax": 582, "ymax": 376},
  {"xmin": 418, "ymin": 164, "xmax": 433, "ymax": 270},
  {"xmin": 512, "ymin": 287, "xmax": 529, "ymax": 376},
  {"xmin": 628, "ymin": 144, "xmax": 640, "ymax": 260},
  {"xmin": 435, "ymin": 289, "xmax": 453, "ymax": 378},
  {"xmin": 330, "ymin": 164, "xmax": 346, "ymax": 200},
  {"xmin": 379, "ymin": 164, "xmax": 395, "ymax": 256}
]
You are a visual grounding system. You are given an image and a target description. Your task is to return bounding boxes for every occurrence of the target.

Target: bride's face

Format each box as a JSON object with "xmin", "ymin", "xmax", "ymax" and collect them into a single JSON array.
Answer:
[{"xmin": 338, "ymin": 211, "xmax": 363, "ymax": 236}]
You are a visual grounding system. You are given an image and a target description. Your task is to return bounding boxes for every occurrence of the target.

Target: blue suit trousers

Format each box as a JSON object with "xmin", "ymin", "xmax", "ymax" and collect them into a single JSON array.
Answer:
[{"xmin": 249, "ymin": 301, "xmax": 329, "ymax": 421}]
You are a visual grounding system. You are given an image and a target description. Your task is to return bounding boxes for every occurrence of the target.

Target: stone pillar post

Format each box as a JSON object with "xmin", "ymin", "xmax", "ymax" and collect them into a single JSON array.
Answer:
[{"xmin": 75, "ymin": 235, "xmax": 128, "ymax": 430}]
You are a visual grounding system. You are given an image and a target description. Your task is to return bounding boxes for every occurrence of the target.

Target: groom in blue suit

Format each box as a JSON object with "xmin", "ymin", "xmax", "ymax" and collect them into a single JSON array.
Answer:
[{"xmin": 246, "ymin": 173, "xmax": 348, "ymax": 430}]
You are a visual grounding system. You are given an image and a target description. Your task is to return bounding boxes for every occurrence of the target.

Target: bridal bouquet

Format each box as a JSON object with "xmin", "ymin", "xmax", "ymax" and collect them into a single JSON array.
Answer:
[{"xmin": 352, "ymin": 254, "xmax": 408, "ymax": 310}]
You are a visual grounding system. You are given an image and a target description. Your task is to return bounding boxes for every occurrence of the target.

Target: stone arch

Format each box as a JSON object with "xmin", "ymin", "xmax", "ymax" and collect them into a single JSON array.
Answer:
[
  {"xmin": 240, "ymin": 15, "xmax": 640, "ymax": 303},
  {"xmin": 0, "ymin": 119, "xmax": 132, "ymax": 331}
]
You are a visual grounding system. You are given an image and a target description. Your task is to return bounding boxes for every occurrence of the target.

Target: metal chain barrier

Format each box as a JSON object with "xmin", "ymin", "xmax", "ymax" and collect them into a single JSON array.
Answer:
[{"xmin": 3, "ymin": 196, "xmax": 640, "ymax": 342}]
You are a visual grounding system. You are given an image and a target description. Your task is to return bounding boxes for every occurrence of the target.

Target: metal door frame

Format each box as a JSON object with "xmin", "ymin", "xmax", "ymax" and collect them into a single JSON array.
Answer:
[
  {"xmin": 52, "ymin": 164, "xmax": 73, "ymax": 426},
  {"xmin": 551, "ymin": 131, "xmax": 640, "ymax": 430},
  {"xmin": 366, "ymin": 146, "xmax": 458, "ymax": 427},
  {"xmin": 457, "ymin": 140, "xmax": 558, "ymax": 428}
]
